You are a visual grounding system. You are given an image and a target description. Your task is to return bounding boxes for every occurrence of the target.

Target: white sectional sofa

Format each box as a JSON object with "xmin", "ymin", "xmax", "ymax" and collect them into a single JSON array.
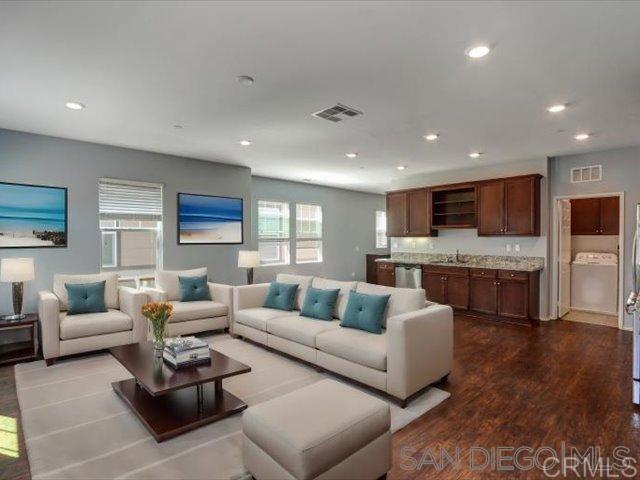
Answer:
[
  {"xmin": 142, "ymin": 268, "xmax": 233, "ymax": 337},
  {"xmin": 232, "ymin": 274, "xmax": 453, "ymax": 406}
]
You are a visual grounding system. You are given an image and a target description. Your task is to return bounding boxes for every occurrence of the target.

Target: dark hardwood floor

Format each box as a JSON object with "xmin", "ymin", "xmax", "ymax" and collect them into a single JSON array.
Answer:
[
  {"xmin": 390, "ymin": 315, "xmax": 636, "ymax": 479},
  {"xmin": 0, "ymin": 315, "xmax": 635, "ymax": 479}
]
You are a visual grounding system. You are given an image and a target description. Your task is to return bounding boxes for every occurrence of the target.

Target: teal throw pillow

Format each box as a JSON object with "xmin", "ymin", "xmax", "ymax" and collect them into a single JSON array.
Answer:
[
  {"xmin": 65, "ymin": 281, "xmax": 108, "ymax": 315},
  {"xmin": 301, "ymin": 287, "xmax": 340, "ymax": 321},
  {"xmin": 263, "ymin": 282, "xmax": 298, "ymax": 311},
  {"xmin": 340, "ymin": 291, "xmax": 391, "ymax": 334},
  {"xmin": 179, "ymin": 275, "xmax": 211, "ymax": 302}
]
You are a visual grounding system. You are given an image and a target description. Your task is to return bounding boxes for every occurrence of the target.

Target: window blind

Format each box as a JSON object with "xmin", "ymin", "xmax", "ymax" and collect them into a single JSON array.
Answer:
[{"xmin": 99, "ymin": 178, "xmax": 163, "ymax": 221}]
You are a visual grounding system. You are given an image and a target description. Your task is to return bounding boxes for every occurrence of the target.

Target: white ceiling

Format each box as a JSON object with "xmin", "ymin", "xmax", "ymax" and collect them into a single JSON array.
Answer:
[{"xmin": 1, "ymin": 1, "xmax": 640, "ymax": 193}]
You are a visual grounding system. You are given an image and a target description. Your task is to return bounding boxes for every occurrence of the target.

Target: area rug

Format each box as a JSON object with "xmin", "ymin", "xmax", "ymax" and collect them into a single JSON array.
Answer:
[{"xmin": 15, "ymin": 334, "xmax": 450, "ymax": 479}]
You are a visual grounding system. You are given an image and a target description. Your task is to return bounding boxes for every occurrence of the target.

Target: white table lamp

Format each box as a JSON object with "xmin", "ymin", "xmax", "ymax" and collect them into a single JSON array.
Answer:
[
  {"xmin": 1, "ymin": 258, "xmax": 35, "ymax": 320},
  {"xmin": 238, "ymin": 251, "xmax": 260, "ymax": 285}
]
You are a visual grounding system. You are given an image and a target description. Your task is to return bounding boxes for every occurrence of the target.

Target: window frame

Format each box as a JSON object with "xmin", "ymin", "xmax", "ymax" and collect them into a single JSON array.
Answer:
[
  {"xmin": 295, "ymin": 203, "xmax": 323, "ymax": 264},
  {"xmin": 101, "ymin": 231, "xmax": 118, "ymax": 269},
  {"xmin": 375, "ymin": 210, "xmax": 388, "ymax": 249},
  {"xmin": 257, "ymin": 199, "xmax": 291, "ymax": 266},
  {"xmin": 98, "ymin": 178, "xmax": 163, "ymax": 275}
]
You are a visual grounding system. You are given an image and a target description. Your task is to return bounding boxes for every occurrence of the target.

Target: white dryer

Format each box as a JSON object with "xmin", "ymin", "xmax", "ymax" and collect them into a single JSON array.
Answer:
[{"xmin": 571, "ymin": 252, "xmax": 618, "ymax": 315}]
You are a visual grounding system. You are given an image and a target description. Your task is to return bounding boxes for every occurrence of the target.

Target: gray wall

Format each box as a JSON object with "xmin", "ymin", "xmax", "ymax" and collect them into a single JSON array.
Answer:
[
  {"xmin": 0, "ymin": 128, "xmax": 252, "ymax": 315},
  {"xmin": 549, "ymin": 146, "xmax": 640, "ymax": 329},
  {"xmin": 251, "ymin": 176, "xmax": 387, "ymax": 284}
]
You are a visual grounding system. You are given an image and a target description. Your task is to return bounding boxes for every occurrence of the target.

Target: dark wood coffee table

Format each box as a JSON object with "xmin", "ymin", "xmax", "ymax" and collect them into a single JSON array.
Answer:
[{"xmin": 110, "ymin": 341, "xmax": 251, "ymax": 442}]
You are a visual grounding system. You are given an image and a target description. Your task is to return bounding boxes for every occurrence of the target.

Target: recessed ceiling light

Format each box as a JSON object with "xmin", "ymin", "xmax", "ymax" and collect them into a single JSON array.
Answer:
[
  {"xmin": 345, "ymin": 152, "xmax": 358, "ymax": 158},
  {"xmin": 236, "ymin": 75, "xmax": 255, "ymax": 86},
  {"xmin": 239, "ymin": 140, "xmax": 252, "ymax": 146},
  {"xmin": 574, "ymin": 133, "xmax": 591, "ymax": 141},
  {"xmin": 424, "ymin": 133, "xmax": 439, "ymax": 141},
  {"xmin": 547, "ymin": 104, "xmax": 566, "ymax": 113},
  {"xmin": 65, "ymin": 101, "xmax": 85, "ymax": 110},
  {"xmin": 396, "ymin": 165, "xmax": 407, "ymax": 171},
  {"xmin": 468, "ymin": 152, "xmax": 482, "ymax": 159},
  {"xmin": 173, "ymin": 124, "xmax": 184, "ymax": 129},
  {"xmin": 466, "ymin": 45, "xmax": 491, "ymax": 59}
]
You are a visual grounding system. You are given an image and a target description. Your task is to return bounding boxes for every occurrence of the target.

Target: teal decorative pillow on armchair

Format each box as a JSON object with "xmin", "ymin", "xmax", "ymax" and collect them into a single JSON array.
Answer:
[
  {"xmin": 301, "ymin": 287, "xmax": 340, "ymax": 320},
  {"xmin": 179, "ymin": 275, "xmax": 211, "ymax": 302},
  {"xmin": 65, "ymin": 281, "xmax": 108, "ymax": 315},
  {"xmin": 263, "ymin": 282, "xmax": 299, "ymax": 311},
  {"xmin": 340, "ymin": 291, "xmax": 390, "ymax": 334}
]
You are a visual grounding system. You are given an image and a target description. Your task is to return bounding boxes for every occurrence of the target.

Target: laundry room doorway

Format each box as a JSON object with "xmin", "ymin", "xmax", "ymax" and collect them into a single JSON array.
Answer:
[{"xmin": 552, "ymin": 192, "xmax": 625, "ymax": 329}]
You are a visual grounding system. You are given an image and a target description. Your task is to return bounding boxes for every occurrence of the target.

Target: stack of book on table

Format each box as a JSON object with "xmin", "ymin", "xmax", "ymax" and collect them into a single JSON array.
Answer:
[{"xmin": 163, "ymin": 336, "xmax": 210, "ymax": 369}]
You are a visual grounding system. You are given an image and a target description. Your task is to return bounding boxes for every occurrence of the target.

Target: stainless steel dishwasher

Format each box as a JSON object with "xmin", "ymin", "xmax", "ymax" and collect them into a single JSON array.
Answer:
[{"xmin": 394, "ymin": 265, "xmax": 422, "ymax": 289}]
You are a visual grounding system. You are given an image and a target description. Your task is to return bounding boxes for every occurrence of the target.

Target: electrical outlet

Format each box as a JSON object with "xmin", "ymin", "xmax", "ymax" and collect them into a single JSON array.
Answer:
[
  {"xmin": 355, "ymin": 246, "xmax": 360, "ymax": 252},
  {"xmin": 429, "ymin": 243, "xmax": 435, "ymax": 250},
  {"xmin": 506, "ymin": 244, "xmax": 512, "ymax": 252},
  {"xmin": 515, "ymin": 244, "xmax": 521, "ymax": 252},
  {"xmin": 351, "ymin": 272, "xmax": 356, "ymax": 278}
]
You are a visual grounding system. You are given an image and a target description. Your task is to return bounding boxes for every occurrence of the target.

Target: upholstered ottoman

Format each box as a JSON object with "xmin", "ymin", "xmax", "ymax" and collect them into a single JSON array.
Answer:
[{"xmin": 242, "ymin": 379, "xmax": 391, "ymax": 480}]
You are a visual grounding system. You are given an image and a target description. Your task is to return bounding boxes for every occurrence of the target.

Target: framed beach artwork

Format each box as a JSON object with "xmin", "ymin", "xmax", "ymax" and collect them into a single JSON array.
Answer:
[
  {"xmin": 0, "ymin": 181, "xmax": 68, "ymax": 248},
  {"xmin": 177, "ymin": 193, "xmax": 243, "ymax": 244}
]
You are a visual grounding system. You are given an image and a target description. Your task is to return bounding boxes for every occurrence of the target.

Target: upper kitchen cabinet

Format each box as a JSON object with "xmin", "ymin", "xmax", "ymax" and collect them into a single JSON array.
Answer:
[
  {"xmin": 386, "ymin": 191, "xmax": 407, "ymax": 237},
  {"xmin": 478, "ymin": 174, "xmax": 541, "ymax": 236},
  {"xmin": 570, "ymin": 196, "xmax": 619, "ymax": 235},
  {"xmin": 386, "ymin": 188, "xmax": 434, "ymax": 237},
  {"xmin": 430, "ymin": 184, "xmax": 477, "ymax": 230}
]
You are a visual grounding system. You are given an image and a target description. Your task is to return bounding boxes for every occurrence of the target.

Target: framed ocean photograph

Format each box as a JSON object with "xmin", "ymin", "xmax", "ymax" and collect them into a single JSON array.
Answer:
[
  {"xmin": 0, "ymin": 181, "xmax": 68, "ymax": 248},
  {"xmin": 177, "ymin": 193, "xmax": 243, "ymax": 244}
]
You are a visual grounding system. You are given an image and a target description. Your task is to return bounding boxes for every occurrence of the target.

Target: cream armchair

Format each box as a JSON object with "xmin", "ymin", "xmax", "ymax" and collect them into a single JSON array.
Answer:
[
  {"xmin": 141, "ymin": 268, "xmax": 232, "ymax": 337},
  {"xmin": 38, "ymin": 272, "xmax": 147, "ymax": 366}
]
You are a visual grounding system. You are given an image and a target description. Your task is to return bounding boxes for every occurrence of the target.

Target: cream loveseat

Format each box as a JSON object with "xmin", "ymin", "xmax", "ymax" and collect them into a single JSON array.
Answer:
[
  {"xmin": 38, "ymin": 272, "xmax": 147, "ymax": 365},
  {"xmin": 142, "ymin": 268, "xmax": 232, "ymax": 337},
  {"xmin": 233, "ymin": 274, "xmax": 453, "ymax": 406}
]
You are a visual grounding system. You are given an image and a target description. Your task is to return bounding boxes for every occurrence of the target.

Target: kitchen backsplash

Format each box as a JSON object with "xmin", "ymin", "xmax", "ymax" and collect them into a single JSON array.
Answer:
[{"xmin": 390, "ymin": 228, "xmax": 547, "ymax": 257}]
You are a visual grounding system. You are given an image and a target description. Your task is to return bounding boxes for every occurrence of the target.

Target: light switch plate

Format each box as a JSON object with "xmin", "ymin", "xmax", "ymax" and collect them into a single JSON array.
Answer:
[
  {"xmin": 506, "ymin": 244, "xmax": 512, "ymax": 252},
  {"xmin": 515, "ymin": 244, "xmax": 521, "ymax": 252}
]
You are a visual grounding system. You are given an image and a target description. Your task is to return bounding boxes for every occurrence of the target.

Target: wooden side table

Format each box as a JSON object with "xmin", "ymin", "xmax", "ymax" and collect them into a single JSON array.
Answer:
[{"xmin": 0, "ymin": 313, "xmax": 39, "ymax": 365}]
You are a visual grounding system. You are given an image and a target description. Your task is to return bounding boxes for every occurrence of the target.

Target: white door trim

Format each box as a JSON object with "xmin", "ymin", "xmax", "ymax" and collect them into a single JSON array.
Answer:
[{"xmin": 550, "ymin": 191, "xmax": 626, "ymax": 330}]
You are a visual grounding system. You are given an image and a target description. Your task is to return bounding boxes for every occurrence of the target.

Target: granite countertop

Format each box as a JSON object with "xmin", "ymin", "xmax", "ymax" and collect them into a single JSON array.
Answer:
[{"xmin": 375, "ymin": 253, "xmax": 544, "ymax": 272}]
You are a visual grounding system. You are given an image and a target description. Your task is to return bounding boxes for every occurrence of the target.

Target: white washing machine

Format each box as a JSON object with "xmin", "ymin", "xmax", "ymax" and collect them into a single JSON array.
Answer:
[{"xmin": 571, "ymin": 252, "xmax": 618, "ymax": 315}]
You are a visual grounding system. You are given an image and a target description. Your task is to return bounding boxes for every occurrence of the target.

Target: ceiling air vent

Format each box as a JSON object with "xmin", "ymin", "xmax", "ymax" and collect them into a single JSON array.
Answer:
[
  {"xmin": 570, "ymin": 165, "xmax": 602, "ymax": 183},
  {"xmin": 312, "ymin": 103, "xmax": 362, "ymax": 123}
]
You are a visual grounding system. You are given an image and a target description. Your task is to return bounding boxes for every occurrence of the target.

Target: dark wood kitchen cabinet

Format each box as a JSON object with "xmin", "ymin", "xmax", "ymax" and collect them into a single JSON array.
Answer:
[
  {"xmin": 423, "ymin": 266, "xmax": 469, "ymax": 310},
  {"xmin": 478, "ymin": 175, "xmax": 541, "ymax": 236},
  {"xmin": 385, "ymin": 188, "xmax": 433, "ymax": 237},
  {"xmin": 375, "ymin": 261, "xmax": 396, "ymax": 287},
  {"xmin": 386, "ymin": 192, "xmax": 407, "ymax": 237},
  {"xmin": 469, "ymin": 269, "xmax": 498, "ymax": 315},
  {"xmin": 570, "ymin": 196, "xmax": 619, "ymax": 235},
  {"xmin": 426, "ymin": 265, "xmax": 539, "ymax": 325},
  {"xmin": 366, "ymin": 254, "xmax": 390, "ymax": 284},
  {"xmin": 406, "ymin": 188, "xmax": 431, "ymax": 236}
]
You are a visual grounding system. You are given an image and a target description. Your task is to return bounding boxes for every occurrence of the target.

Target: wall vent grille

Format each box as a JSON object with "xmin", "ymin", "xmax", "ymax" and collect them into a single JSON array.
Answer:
[
  {"xmin": 570, "ymin": 165, "xmax": 602, "ymax": 183},
  {"xmin": 312, "ymin": 103, "xmax": 362, "ymax": 122}
]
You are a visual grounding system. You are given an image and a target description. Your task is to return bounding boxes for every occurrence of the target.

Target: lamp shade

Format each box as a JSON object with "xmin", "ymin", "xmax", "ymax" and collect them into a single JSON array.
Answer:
[
  {"xmin": 0, "ymin": 258, "xmax": 35, "ymax": 283},
  {"xmin": 238, "ymin": 250, "xmax": 260, "ymax": 268}
]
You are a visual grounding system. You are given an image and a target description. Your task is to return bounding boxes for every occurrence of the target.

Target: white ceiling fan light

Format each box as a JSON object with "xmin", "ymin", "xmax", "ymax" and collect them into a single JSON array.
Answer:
[
  {"xmin": 466, "ymin": 44, "xmax": 491, "ymax": 59},
  {"xmin": 239, "ymin": 140, "xmax": 252, "ymax": 146},
  {"xmin": 65, "ymin": 101, "xmax": 85, "ymax": 110},
  {"xmin": 345, "ymin": 152, "xmax": 358, "ymax": 158},
  {"xmin": 424, "ymin": 133, "xmax": 439, "ymax": 141},
  {"xmin": 396, "ymin": 165, "xmax": 407, "ymax": 171},
  {"xmin": 468, "ymin": 152, "xmax": 482, "ymax": 159},
  {"xmin": 574, "ymin": 133, "xmax": 591, "ymax": 141}
]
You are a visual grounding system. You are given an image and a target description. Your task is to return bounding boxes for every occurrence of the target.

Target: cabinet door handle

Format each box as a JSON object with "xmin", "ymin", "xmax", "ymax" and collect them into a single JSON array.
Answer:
[{"xmin": 510, "ymin": 273, "xmax": 515, "ymax": 277}]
